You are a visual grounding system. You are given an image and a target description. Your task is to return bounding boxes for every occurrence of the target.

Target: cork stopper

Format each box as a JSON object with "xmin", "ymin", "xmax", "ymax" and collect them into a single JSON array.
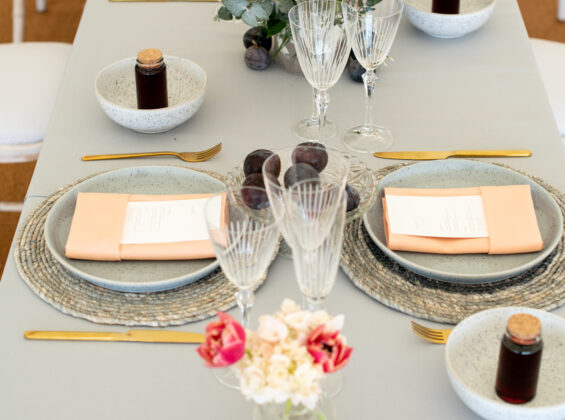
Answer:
[
  {"xmin": 137, "ymin": 48, "xmax": 163, "ymax": 65},
  {"xmin": 507, "ymin": 313, "xmax": 541, "ymax": 345}
]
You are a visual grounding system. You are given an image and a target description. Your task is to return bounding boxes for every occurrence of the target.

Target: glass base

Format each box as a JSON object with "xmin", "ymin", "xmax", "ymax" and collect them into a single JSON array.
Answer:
[
  {"xmin": 294, "ymin": 117, "xmax": 337, "ymax": 142},
  {"xmin": 320, "ymin": 371, "xmax": 343, "ymax": 399},
  {"xmin": 342, "ymin": 123, "xmax": 393, "ymax": 153},
  {"xmin": 213, "ymin": 367, "xmax": 240, "ymax": 390}
]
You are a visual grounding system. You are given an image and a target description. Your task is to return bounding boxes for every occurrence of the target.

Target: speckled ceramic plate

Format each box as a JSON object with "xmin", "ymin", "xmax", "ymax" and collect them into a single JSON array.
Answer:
[
  {"xmin": 446, "ymin": 307, "xmax": 565, "ymax": 420},
  {"xmin": 363, "ymin": 160, "xmax": 563, "ymax": 283},
  {"xmin": 44, "ymin": 166, "xmax": 225, "ymax": 292}
]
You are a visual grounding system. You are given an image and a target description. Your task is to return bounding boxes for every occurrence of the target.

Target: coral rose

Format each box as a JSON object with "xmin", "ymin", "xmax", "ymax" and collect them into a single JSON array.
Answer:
[
  {"xmin": 306, "ymin": 324, "xmax": 353, "ymax": 373},
  {"xmin": 197, "ymin": 312, "xmax": 246, "ymax": 367}
]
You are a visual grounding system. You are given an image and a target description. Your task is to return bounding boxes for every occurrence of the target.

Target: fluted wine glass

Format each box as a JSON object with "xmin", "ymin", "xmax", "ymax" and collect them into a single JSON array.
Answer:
[
  {"xmin": 204, "ymin": 186, "xmax": 280, "ymax": 388},
  {"xmin": 343, "ymin": 0, "xmax": 404, "ymax": 153},
  {"xmin": 204, "ymin": 186, "xmax": 279, "ymax": 329},
  {"xmin": 289, "ymin": 0, "xmax": 358, "ymax": 142}
]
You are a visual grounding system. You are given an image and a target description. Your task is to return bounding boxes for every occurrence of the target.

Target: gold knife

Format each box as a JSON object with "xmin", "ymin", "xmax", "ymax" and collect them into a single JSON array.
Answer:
[
  {"xmin": 24, "ymin": 330, "xmax": 205, "ymax": 344},
  {"xmin": 373, "ymin": 149, "xmax": 532, "ymax": 160}
]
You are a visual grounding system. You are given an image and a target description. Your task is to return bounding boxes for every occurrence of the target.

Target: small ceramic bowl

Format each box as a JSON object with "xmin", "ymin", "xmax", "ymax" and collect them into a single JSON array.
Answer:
[
  {"xmin": 95, "ymin": 56, "xmax": 207, "ymax": 133},
  {"xmin": 404, "ymin": 0, "xmax": 496, "ymax": 39},
  {"xmin": 445, "ymin": 307, "xmax": 565, "ymax": 420}
]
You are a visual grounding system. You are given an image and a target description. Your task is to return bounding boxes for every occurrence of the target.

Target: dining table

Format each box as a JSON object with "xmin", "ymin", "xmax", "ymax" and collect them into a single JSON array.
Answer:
[{"xmin": 1, "ymin": 0, "xmax": 565, "ymax": 418}]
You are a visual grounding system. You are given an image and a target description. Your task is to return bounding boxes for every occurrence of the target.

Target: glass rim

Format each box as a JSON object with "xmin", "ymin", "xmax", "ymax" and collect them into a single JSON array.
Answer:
[
  {"xmin": 354, "ymin": 0, "xmax": 404, "ymax": 19},
  {"xmin": 288, "ymin": 0, "xmax": 359, "ymax": 28}
]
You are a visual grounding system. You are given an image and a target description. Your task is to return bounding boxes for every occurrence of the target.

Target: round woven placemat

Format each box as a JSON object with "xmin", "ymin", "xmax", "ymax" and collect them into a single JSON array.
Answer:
[
  {"xmin": 341, "ymin": 163, "xmax": 565, "ymax": 324},
  {"xmin": 14, "ymin": 167, "xmax": 270, "ymax": 327}
]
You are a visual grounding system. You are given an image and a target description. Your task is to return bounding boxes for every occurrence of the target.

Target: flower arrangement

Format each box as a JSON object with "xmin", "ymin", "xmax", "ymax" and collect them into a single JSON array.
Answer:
[{"xmin": 197, "ymin": 299, "xmax": 353, "ymax": 411}]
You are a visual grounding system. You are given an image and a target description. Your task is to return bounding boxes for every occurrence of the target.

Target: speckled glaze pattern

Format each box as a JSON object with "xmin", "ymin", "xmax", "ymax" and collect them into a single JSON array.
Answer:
[
  {"xmin": 446, "ymin": 307, "xmax": 565, "ymax": 420},
  {"xmin": 95, "ymin": 56, "xmax": 207, "ymax": 133},
  {"xmin": 363, "ymin": 160, "xmax": 563, "ymax": 284},
  {"xmin": 404, "ymin": 0, "xmax": 496, "ymax": 39},
  {"xmin": 44, "ymin": 166, "xmax": 225, "ymax": 292}
]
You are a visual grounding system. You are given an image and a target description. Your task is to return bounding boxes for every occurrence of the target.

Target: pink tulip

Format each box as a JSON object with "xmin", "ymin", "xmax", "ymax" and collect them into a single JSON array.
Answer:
[
  {"xmin": 197, "ymin": 312, "xmax": 246, "ymax": 367},
  {"xmin": 306, "ymin": 324, "xmax": 353, "ymax": 373}
]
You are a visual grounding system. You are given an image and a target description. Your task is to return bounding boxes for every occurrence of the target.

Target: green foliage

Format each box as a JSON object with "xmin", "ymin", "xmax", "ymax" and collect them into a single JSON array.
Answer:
[{"xmin": 216, "ymin": 0, "xmax": 383, "ymax": 42}]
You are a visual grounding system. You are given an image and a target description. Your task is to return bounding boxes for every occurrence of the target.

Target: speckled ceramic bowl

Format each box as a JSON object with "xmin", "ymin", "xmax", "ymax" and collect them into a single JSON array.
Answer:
[
  {"xmin": 404, "ymin": 0, "xmax": 496, "ymax": 39},
  {"xmin": 445, "ymin": 307, "xmax": 565, "ymax": 420},
  {"xmin": 95, "ymin": 56, "xmax": 207, "ymax": 133}
]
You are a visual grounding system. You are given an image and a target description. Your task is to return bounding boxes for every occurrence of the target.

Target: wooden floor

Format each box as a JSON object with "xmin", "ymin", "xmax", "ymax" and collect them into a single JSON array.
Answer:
[{"xmin": 0, "ymin": 0, "xmax": 564, "ymax": 275}]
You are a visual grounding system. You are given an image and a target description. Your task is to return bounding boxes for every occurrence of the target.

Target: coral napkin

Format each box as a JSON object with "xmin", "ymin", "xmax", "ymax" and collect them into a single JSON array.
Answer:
[
  {"xmin": 65, "ymin": 192, "xmax": 223, "ymax": 261},
  {"xmin": 382, "ymin": 185, "xmax": 543, "ymax": 254}
]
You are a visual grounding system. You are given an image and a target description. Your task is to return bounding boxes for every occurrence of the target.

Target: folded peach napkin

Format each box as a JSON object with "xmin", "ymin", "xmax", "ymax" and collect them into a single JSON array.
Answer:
[
  {"xmin": 65, "ymin": 192, "xmax": 224, "ymax": 261},
  {"xmin": 382, "ymin": 185, "xmax": 543, "ymax": 254}
]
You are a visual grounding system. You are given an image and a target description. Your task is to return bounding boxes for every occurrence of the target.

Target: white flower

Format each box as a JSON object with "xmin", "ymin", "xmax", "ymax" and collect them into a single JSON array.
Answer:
[
  {"xmin": 280, "ymin": 299, "xmax": 301, "ymax": 314},
  {"xmin": 240, "ymin": 365, "xmax": 265, "ymax": 396},
  {"xmin": 284, "ymin": 310, "xmax": 312, "ymax": 333},
  {"xmin": 325, "ymin": 314, "xmax": 344, "ymax": 333},
  {"xmin": 257, "ymin": 315, "xmax": 289, "ymax": 343}
]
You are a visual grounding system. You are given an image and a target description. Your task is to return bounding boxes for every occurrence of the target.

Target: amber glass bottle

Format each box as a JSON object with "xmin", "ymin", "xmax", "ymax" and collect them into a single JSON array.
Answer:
[
  {"xmin": 135, "ymin": 48, "xmax": 168, "ymax": 109},
  {"xmin": 432, "ymin": 0, "xmax": 460, "ymax": 14},
  {"xmin": 495, "ymin": 313, "xmax": 543, "ymax": 404}
]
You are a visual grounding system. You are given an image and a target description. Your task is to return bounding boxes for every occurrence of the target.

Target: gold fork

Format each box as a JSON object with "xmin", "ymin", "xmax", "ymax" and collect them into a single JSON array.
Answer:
[
  {"xmin": 82, "ymin": 142, "xmax": 222, "ymax": 163},
  {"xmin": 411, "ymin": 321, "xmax": 452, "ymax": 344}
]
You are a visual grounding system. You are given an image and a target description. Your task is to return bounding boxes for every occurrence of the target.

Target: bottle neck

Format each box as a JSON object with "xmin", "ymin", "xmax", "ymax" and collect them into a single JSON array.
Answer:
[
  {"xmin": 136, "ymin": 58, "xmax": 164, "ymax": 71},
  {"xmin": 506, "ymin": 329, "xmax": 541, "ymax": 346}
]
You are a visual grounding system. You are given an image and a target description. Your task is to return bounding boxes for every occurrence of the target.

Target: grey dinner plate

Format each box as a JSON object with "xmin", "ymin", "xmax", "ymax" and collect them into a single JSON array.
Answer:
[
  {"xmin": 44, "ymin": 166, "xmax": 225, "ymax": 292},
  {"xmin": 363, "ymin": 160, "xmax": 563, "ymax": 284}
]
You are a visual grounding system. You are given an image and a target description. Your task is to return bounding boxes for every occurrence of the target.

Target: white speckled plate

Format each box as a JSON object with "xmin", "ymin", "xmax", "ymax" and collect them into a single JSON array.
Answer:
[
  {"xmin": 44, "ymin": 166, "xmax": 225, "ymax": 292},
  {"xmin": 446, "ymin": 307, "xmax": 565, "ymax": 420},
  {"xmin": 363, "ymin": 160, "xmax": 563, "ymax": 283}
]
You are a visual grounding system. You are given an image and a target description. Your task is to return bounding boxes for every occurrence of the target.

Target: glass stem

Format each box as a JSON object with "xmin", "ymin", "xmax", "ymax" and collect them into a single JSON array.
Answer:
[
  {"xmin": 314, "ymin": 88, "xmax": 330, "ymax": 142},
  {"xmin": 310, "ymin": 87, "xmax": 319, "ymax": 125},
  {"xmin": 302, "ymin": 294, "xmax": 326, "ymax": 312},
  {"xmin": 362, "ymin": 70, "xmax": 378, "ymax": 132},
  {"xmin": 235, "ymin": 289, "xmax": 254, "ymax": 329}
]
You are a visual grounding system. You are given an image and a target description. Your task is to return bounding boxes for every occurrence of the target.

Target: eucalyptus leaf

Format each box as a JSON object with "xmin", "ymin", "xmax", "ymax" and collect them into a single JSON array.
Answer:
[
  {"xmin": 224, "ymin": 0, "xmax": 249, "ymax": 18},
  {"xmin": 259, "ymin": 0, "xmax": 274, "ymax": 18},
  {"xmin": 275, "ymin": 0, "xmax": 294, "ymax": 14},
  {"xmin": 242, "ymin": 3, "xmax": 270, "ymax": 27},
  {"xmin": 217, "ymin": 6, "xmax": 234, "ymax": 20}
]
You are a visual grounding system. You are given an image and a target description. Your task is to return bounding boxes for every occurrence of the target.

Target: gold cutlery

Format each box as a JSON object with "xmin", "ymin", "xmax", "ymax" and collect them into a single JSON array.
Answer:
[
  {"xmin": 82, "ymin": 142, "xmax": 222, "ymax": 163},
  {"xmin": 373, "ymin": 149, "xmax": 532, "ymax": 160},
  {"xmin": 411, "ymin": 321, "xmax": 452, "ymax": 344},
  {"xmin": 24, "ymin": 329, "xmax": 205, "ymax": 344}
]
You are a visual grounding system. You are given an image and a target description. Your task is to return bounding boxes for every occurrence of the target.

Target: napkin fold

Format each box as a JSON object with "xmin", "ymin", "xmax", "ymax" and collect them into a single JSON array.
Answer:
[
  {"xmin": 382, "ymin": 185, "xmax": 543, "ymax": 254},
  {"xmin": 65, "ymin": 192, "xmax": 223, "ymax": 261}
]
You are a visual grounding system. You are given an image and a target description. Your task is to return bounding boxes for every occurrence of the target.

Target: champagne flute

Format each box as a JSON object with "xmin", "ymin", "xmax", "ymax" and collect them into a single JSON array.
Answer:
[
  {"xmin": 289, "ymin": 0, "xmax": 358, "ymax": 142},
  {"xmin": 342, "ymin": 0, "xmax": 404, "ymax": 153}
]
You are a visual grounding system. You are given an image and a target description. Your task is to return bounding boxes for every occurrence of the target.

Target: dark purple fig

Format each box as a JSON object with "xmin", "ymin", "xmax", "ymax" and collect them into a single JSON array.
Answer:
[
  {"xmin": 345, "ymin": 184, "xmax": 360, "ymax": 212},
  {"xmin": 284, "ymin": 163, "xmax": 320, "ymax": 189},
  {"xmin": 244, "ymin": 149, "xmax": 280, "ymax": 177},
  {"xmin": 242, "ymin": 173, "xmax": 270, "ymax": 209},
  {"xmin": 244, "ymin": 45, "xmax": 270, "ymax": 71},
  {"xmin": 243, "ymin": 27, "xmax": 272, "ymax": 51},
  {"xmin": 291, "ymin": 142, "xmax": 328, "ymax": 173},
  {"xmin": 348, "ymin": 50, "xmax": 365, "ymax": 83}
]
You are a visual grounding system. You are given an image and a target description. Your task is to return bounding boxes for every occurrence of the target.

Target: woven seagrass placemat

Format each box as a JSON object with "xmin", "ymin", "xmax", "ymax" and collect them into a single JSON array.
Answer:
[
  {"xmin": 14, "ymin": 167, "xmax": 270, "ymax": 327},
  {"xmin": 341, "ymin": 163, "xmax": 565, "ymax": 324}
]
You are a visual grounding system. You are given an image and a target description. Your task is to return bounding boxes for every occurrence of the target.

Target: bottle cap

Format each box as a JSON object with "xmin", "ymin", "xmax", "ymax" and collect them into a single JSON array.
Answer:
[
  {"xmin": 137, "ymin": 48, "xmax": 163, "ymax": 65},
  {"xmin": 507, "ymin": 313, "xmax": 541, "ymax": 345}
]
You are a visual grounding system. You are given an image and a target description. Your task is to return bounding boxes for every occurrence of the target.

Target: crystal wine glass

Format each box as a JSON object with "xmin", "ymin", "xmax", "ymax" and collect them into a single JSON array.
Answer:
[
  {"xmin": 204, "ymin": 186, "xmax": 279, "ymax": 330},
  {"xmin": 262, "ymin": 145, "xmax": 349, "ymax": 255},
  {"xmin": 286, "ymin": 180, "xmax": 347, "ymax": 311},
  {"xmin": 289, "ymin": 0, "xmax": 358, "ymax": 142},
  {"xmin": 204, "ymin": 186, "xmax": 279, "ymax": 388},
  {"xmin": 342, "ymin": 0, "xmax": 404, "ymax": 153}
]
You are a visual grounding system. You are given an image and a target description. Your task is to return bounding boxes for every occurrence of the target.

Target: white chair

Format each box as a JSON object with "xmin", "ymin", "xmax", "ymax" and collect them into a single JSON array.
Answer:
[
  {"xmin": 0, "ymin": 1, "xmax": 71, "ymax": 211},
  {"xmin": 530, "ymin": 38, "xmax": 565, "ymax": 144}
]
